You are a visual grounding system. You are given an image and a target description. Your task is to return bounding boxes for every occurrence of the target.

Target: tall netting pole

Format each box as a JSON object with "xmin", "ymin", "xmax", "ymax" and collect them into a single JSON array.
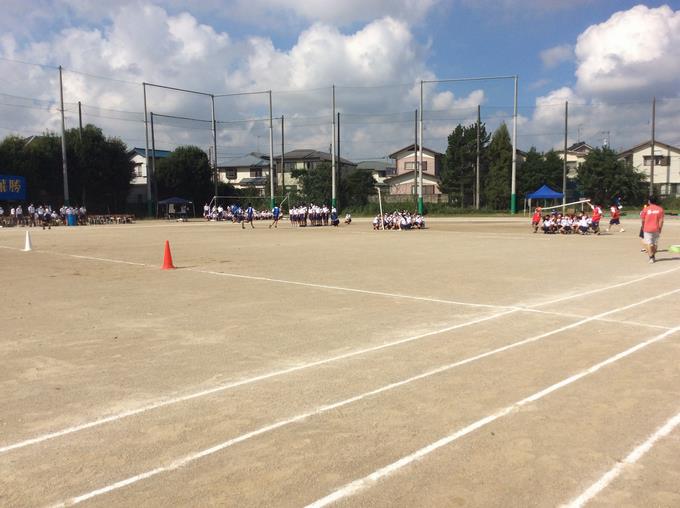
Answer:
[
  {"xmin": 211, "ymin": 94, "xmax": 218, "ymax": 198},
  {"xmin": 143, "ymin": 82, "xmax": 152, "ymax": 216},
  {"xmin": 650, "ymin": 96, "xmax": 656, "ymax": 196},
  {"xmin": 268, "ymin": 90, "xmax": 275, "ymax": 208},
  {"xmin": 418, "ymin": 80, "xmax": 424, "ymax": 214},
  {"xmin": 562, "ymin": 100, "xmax": 568, "ymax": 212},
  {"xmin": 331, "ymin": 85, "xmax": 337, "ymax": 209},
  {"xmin": 510, "ymin": 75, "xmax": 518, "ymax": 214},
  {"xmin": 476, "ymin": 104, "xmax": 481, "ymax": 210},
  {"xmin": 58, "ymin": 65, "xmax": 70, "ymax": 206}
]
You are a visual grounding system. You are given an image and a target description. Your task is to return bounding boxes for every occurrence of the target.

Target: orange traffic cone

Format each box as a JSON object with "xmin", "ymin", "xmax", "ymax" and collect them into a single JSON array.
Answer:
[{"xmin": 161, "ymin": 240, "xmax": 175, "ymax": 270}]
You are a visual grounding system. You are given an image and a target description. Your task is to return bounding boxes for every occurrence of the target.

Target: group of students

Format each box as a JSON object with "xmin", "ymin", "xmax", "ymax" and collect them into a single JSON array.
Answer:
[
  {"xmin": 0, "ymin": 204, "xmax": 86, "ymax": 229},
  {"xmin": 203, "ymin": 204, "xmax": 274, "ymax": 223},
  {"xmin": 289, "ymin": 204, "xmax": 343, "ymax": 227},
  {"xmin": 531, "ymin": 202, "xmax": 624, "ymax": 235},
  {"xmin": 373, "ymin": 210, "xmax": 425, "ymax": 230}
]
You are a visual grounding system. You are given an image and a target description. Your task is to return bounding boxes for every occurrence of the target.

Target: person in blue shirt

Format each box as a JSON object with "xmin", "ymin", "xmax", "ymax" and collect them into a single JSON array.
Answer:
[
  {"xmin": 269, "ymin": 204, "xmax": 281, "ymax": 229},
  {"xmin": 242, "ymin": 203, "xmax": 255, "ymax": 229}
]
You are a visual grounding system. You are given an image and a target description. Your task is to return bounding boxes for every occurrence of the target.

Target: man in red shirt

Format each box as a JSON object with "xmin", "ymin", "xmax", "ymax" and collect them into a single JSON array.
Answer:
[{"xmin": 642, "ymin": 196, "xmax": 664, "ymax": 263}]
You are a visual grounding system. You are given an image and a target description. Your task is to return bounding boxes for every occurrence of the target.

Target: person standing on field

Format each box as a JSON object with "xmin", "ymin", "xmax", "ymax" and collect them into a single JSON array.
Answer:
[
  {"xmin": 642, "ymin": 196, "xmax": 664, "ymax": 264},
  {"xmin": 607, "ymin": 203, "xmax": 624, "ymax": 233},
  {"xmin": 269, "ymin": 204, "xmax": 281, "ymax": 228},
  {"xmin": 587, "ymin": 201, "xmax": 603, "ymax": 235},
  {"xmin": 531, "ymin": 207, "xmax": 542, "ymax": 233},
  {"xmin": 242, "ymin": 203, "xmax": 255, "ymax": 229}
]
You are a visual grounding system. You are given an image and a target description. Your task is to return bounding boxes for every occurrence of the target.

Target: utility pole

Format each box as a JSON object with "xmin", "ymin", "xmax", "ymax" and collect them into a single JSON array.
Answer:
[
  {"xmin": 58, "ymin": 66, "xmax": 69, "ymax": 206},
  {"xmin": 210, "ymin": 94, "xmax": 218, "ymax": 198},
  {"xmin": 337, "ymin": 112, "xmax": 341, "ymax": 177},
  {"xmin": 510, "ymin": 75, "xmax": 518, "ymax": 214},
  {"xmin": 150, "ymin": 112, "xmax": 157, "ymax": 216},
  {"xmin": 78, "ymin": 101, "xmax": 83, "ymax": 140},
  {"xmin": 414, "ymin": 109, "xmax": 418, "ymax": 199},
  {"xmin": 268, "ymin": 90, "xmax": 275, "ymax": 208},
  {"xmin": 562, "ymin": 100, "xmax": 568, "ymax": 211},
  {"xmin": 650, "ymin": 96, "xmax": 656, "ymax": 196},
  {"xmin": 418, "ymin": 81, "xmax": 424, "ymax": 214},
  {"xmin": 331, "ymin": 85, "xmax": 337, "ymax": 209},
  {"xmin": 280, "ymin": 115, "xmax": 285, "ymax": 191},
  {"xmin": 143, "ymin": 82, "xmax": 152, "ymax": 216},
  {"xmin": 476, "ymin": 104, "xmax": 480, "ymax": 210}
]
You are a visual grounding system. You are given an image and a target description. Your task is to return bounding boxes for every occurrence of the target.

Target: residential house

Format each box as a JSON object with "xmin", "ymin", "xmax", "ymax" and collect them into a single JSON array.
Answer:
[
  {"xmin": 557, "ymin": 141, "xmax": 594, "ymax": 178},
  {"xmin": 618, "ymin": 140, "xmax": 680, "ymax": 197},
  {"xmin": 127, "ymin": 147, "xmax": 171, "ymax": 205},
  {"xmin": 276, "ymin": 149, "xmax": 357, "ymax": 190},
  {"xmin": 218, "ymin": 152, "xmax": 270, "ymax": 195},
  {"xmin": 383, "ymin": 144, "xmax": 443, "ymax": 195},
  {"xmin": 356, "ymin": 160, "xmax": 396, "ymax": 188}
]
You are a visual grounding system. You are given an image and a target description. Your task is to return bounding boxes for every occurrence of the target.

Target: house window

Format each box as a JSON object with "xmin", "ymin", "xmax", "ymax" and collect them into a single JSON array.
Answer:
[
  {"xmin": 405, "ymin": 161, "xmax": 427, "ymax": 171},
  {"xmin": 135, "ymin": 163, "xmax": 144, "ymax": 178},
  {"xmin": 643, "ymin": 155, "xmax": 670, "ymax": 166},
  {"xmin": 250, "ymin": 168, "xmax": 262, "ymax": 178},
  {"xmin": 224, "ymin": 168, "xmax": 237, "ymax": 179}
]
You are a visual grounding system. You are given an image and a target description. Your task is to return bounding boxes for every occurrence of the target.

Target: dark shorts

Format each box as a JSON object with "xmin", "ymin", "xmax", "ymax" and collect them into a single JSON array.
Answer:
[{"xmin": 609, "ymin": 218, "xmax": 620, "ymax": 225}]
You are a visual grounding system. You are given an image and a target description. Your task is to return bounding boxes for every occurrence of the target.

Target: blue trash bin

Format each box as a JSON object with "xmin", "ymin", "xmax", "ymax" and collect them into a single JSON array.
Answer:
[{"xmin": 67, "ymin": 214, "xmax": 77, "ymax": 226}]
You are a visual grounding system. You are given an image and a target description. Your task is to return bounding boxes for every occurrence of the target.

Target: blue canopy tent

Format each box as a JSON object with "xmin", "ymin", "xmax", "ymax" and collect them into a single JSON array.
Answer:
[
  {"xmin": 524, "ymin": 185, "xmax": 563, "ymax": 214},
  {"xmin": 157, "ymin": 197, "xmax": 195, "ymax": 219}
]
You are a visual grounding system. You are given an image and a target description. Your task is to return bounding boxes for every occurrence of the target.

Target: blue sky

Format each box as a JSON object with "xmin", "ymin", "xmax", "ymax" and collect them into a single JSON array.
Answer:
[{"xmin": 1, "ymin": 1, "xmax": 679, "ymax": 158}]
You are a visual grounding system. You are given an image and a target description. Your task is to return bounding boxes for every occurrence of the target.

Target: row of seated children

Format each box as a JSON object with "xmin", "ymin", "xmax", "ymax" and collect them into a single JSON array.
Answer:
[
  {"xmin": 372, "ymin": 211, "xmax": 425, "ymax": 230},
  {"xmin": 205, "ymin": 205, "xmax": 273, "ymax": 222},
  {"xmin": 536, "ymin": 213, "xmax": 601, "ymax": 235}
]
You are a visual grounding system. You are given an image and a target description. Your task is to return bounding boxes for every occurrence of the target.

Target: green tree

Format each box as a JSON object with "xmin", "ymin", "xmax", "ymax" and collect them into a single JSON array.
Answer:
[
  {"xmin": 155, "ymin": 145, "xmax": 213, "ymax": 206},
  {"xmin": 340, "ymin": 169, "xmax": 376, "ymax": 207},
  {"xmin": 577, "ymin": 147, "xmax": 647, "ymax": 205},
  {"xmin": 484, "ymin": 122, "xmax": 513, "ymax": 209},
  {"xmin": 517, "ymin": 148, "xmax": 564, "ymax": 197},
  {"xmin": 440, "ymin": 123, "xmax": 490, "ymax": 206},
  {"xmin": 67, "ymin": 125, "xmax": 134, "ymax": 211},
  {"xmin": 1, "ymin": 127, "xmax": 133, "ymax": 211},
  {"xmin": 291, "ymin": 162, "xmax": 332, "ymax": 205},
  {"xmin": 0, "ymin": 133, "xmax": 65, "ymax": 205}
]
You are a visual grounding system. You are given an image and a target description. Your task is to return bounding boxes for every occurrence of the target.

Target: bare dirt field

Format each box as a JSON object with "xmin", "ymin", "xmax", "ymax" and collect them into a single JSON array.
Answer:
[{"xmin": 1, "ymin": 216, "xmax": 679, "ymax": 507}]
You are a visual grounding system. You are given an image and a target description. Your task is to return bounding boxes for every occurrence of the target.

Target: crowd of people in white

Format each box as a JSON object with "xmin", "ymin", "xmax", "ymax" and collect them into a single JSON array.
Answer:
[
  {"xmin": 203, "ymin": 204, "xmax": 274, "ymax": 222},
  {"xmin": 204, "ymin": 202, "xmax": 347, "ymax": 227},
  {"xmin": 0, "ymin": 204, "xmax": 87, "ymax": 228},
  {"xmin": 372, "ymin": 210, "xmax": 425, "ymax": 230}
]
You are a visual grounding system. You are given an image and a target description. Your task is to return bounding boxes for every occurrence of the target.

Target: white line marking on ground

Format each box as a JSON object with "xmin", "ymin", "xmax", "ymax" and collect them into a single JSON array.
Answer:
[
  {"xmin": 564, "ymin": 408, "xmax": 680, "ymax": 508},
  {"xmin": 306, "ymin": 325, "xmax": 680, "ymax": 508},
  {"xmin": 3, "ymin": 244, "xmax": 679, "ymax": 314},
  {"xmin": 188, "ymin": 267, "xmax": 510, "ymax": 310},
  {"xmin": 0, "ymin": 310, "xmax": 517, "ymax": 455},
  {"xmin": 1, "ymin": 249, "xmax": 676, "ymax": 454},
  {"xmin": 47, "ymin": 292, "xmax": 680, "ymax": 505},
  {"xmin": 526, "ymin": 265, "xmax": 680, "ymax": 307}
]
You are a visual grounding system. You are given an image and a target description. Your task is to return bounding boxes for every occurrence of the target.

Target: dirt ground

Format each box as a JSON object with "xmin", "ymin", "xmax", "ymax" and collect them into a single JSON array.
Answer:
[{"xmin": 1, "ymin": 216, "xmax": 679, "ymax": 507}]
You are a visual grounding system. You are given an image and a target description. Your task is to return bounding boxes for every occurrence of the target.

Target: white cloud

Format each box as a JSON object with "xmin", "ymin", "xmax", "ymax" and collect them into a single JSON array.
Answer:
[
  {"xmin": 230, "ymin": 0, "xmax": 441, "ymax": 25},
  {"xmin": 1, "ymin": 4, "xmax": 487, "ymax": 160},
  {"xmin": 540, "ymin": 44, "xmax": 573, "ymax": 69},
  {"xmin": 523, "ymin": 5, "xmax": 680, "ymax": 152},
  {"xmin": 574, "ymin": 4, "xmax": 680, "ymax": 99}
]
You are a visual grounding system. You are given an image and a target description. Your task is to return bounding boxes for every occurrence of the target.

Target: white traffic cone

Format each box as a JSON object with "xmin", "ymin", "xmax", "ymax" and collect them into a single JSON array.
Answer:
[{"xmin": 23, "ymin": 231, "xmax": 32, "ymax": 252}]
